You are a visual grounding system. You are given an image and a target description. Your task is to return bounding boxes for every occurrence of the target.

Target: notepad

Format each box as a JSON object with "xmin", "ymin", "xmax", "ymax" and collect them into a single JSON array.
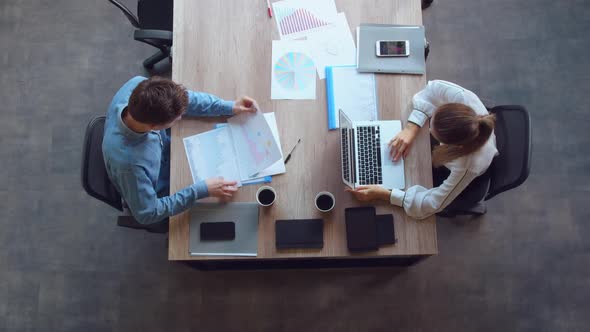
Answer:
[{"xmin": 325, "ymin": 65, "xmax": 378, "ymax": 129}]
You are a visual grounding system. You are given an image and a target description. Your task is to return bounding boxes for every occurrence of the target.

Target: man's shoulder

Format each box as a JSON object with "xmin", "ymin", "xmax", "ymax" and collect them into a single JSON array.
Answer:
[{"xmin": 103, "ymin": 134, "xmax": 159, "ymax": 172}]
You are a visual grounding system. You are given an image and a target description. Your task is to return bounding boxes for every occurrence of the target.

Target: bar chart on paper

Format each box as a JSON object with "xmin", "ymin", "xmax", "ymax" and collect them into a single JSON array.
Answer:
[
  {"xmin": 275, "ymin": 8, "xmax": 329, "ymax": 35},
  {"xmin": 272, "ymin": 0, "xmax": 337, "ymax": 39}
]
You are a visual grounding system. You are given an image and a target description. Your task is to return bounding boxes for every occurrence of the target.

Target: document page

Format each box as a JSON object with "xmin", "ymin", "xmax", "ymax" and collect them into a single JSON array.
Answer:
[
  {"xmin": 183, "ymin": 127, "xmax": 242, "ymax": 186},
  {"xmin": 227, "ymin": 111, "xmax": 282, "ymax": 179}
]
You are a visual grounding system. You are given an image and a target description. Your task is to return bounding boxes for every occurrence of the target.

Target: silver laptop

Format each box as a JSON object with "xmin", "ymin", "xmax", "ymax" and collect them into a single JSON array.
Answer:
[{"xmin": 340, "ymin": 109, "xmax": 405, "ymax": 189}]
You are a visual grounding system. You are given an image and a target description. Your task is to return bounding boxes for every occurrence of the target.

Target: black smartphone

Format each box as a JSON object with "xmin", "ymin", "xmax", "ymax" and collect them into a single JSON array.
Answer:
[{"xmin": 200, "ymin": 222, "xmax": 235, "ymax": 241}]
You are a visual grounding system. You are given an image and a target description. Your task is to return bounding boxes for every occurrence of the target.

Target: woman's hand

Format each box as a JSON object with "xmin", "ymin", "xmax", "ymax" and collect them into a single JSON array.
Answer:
[
  {"xmin": 233, "ymin": 96, "xmax": 259, "ymax": 115},
  {"xmin": 388, "ymin": 122, "xmax": 420, "ymax": 161},
  {"xmin": 206, "ymin": 177, "xmax": 238, "ymax": 198},
  {"xmin": 346, "ymin": 185, "xmax": 391, "ymax": 202}
]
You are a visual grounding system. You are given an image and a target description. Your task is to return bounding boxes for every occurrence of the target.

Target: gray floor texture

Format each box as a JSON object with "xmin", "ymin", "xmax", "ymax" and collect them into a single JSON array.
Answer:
[{"xmin": 1, "ymin": 0, "xmax": 589, "ymax": 331}]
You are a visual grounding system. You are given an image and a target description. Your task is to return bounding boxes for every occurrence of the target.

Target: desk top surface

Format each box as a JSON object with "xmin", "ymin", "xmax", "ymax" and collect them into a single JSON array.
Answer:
[{"xmin": 168, "ymin": 0, "xmax": 437, "ymax": 261}]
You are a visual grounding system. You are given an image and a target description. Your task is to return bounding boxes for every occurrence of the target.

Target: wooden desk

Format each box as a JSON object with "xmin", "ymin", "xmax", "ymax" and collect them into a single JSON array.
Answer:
[{"xmin": 169, "ymin": 0, "xmax": 437, "ymax": 264}]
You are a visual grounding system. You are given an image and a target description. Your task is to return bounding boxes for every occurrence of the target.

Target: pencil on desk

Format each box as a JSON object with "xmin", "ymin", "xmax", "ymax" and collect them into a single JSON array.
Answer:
[{"xmin": 266, "ymin": 0, "xmax": 273, "ymax": 18}]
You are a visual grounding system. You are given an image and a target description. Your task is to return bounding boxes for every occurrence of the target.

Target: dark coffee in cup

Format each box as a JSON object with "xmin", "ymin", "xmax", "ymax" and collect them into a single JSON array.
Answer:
[
  {"xmin": 316, "ymin": 192, "xmax": 335, "ymax": 212},
  {"xmin": 258, "ymin": 188, "xmax": 276, "ymax": 206}
]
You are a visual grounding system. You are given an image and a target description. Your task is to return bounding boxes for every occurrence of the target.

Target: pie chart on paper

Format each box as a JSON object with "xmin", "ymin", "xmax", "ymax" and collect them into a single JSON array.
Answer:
[{"xmin": 274, "ymin": 52, "xmax": 315, "ymax": 90}]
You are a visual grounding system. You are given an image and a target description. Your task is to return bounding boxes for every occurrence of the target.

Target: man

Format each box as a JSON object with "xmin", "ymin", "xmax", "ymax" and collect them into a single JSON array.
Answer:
[{"xmin": 103, "ymin": 76, "xmax": 258, "ymax": 226}]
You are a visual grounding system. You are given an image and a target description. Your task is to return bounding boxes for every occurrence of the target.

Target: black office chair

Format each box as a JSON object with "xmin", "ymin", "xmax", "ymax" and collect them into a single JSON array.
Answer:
[
  {"xmin": 108, "ymin": 0, "xmax": 174, "ymax": 69},
  {"xmin": 436, "ymin": 105, "xmax": 532, "ymax": 217},
  {"xmin": 81, "ymin": 116, "xmax": 168, "ymax": 233}
]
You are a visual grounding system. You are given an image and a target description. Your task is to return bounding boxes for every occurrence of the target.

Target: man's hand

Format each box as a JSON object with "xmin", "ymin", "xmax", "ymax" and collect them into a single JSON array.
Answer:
[
  {"xmin": 233, "ymin": 96, "xmax": 259, "ymax": 115},
  {"xmin": 205, "ymin": 177, "xmax": 238, "ymax": 198},
  {"xmin": 388, "ymin": 122, "xmax": 420, "ymax": 161},
  {"xmin": 346, "ymin": 185, "xmax": 391, "ymax": 202}
]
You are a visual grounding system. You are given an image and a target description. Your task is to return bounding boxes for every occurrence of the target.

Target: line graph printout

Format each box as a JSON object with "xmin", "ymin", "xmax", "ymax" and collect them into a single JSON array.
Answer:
[
  {"xmin": 271, "ymin": 40, "xmax": 316, "ymax": 99},
  {"xmin": 183, "ymin": 128, "xmax": 242, "ymax": 186},
  {"xmin": 227, "ymin": 111, "xmax": 282, "ymax": 179},
  {"xmin": 272, "ymin": 0, "xmax": 338, "ymax": 39}
]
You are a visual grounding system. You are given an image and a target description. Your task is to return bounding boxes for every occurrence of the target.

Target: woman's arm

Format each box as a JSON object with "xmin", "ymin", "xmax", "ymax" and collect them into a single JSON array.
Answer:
[
  {"xmin": 407, "ymin": 80, "xmax": 466, "ymax": 127},
  {"xmin": 389, "ymin": 163, "xmax": 479, "ymax": 220},
  {"xmin": 389, "ymin": 80, "xmax": 467, "ymax": 161}
]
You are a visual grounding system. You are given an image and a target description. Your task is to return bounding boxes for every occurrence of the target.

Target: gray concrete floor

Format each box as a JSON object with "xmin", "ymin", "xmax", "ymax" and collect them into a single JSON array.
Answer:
[{"xmin": 1, "ymin": 0, "xmax": 589, "ymax": 331}]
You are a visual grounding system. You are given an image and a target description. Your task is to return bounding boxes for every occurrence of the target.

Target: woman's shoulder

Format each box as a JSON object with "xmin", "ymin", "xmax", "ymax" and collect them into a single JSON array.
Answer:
[{"xmin": 445, "ymin": 139, "xmax": 497, "ymax": 176}]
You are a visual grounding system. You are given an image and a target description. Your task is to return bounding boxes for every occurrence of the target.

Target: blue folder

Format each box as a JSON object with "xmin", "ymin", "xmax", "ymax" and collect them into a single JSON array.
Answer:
[
  {"xmin": 325, "ymin": 65, "xmax": 344, "ymax": 130},
  {"xmin": 325, "ymin": 65, "xmax": 378, "ymax": 130}
]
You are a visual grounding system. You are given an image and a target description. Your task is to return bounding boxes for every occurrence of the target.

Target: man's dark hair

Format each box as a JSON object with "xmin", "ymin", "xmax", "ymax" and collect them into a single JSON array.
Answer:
[{"xmin": 128, "ymin": 76, "xmax": 189, "ymax": 125}]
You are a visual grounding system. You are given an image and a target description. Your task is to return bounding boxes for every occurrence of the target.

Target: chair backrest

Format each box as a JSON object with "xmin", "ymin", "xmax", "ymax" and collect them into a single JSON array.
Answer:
[
  {"xmin": 485, "ymin": 105, "xmax": 532, "ymax": 201},
  {"xmin": 107, "ymin": 0, "xmax": 140, "ymax": 28},
  {"xmin": 137, "ymin": 0, "xmax": 173, "ymax": 31},
  {"xmin": 81, "ymin": 116, "xmax": 123, "ymax": 211}
]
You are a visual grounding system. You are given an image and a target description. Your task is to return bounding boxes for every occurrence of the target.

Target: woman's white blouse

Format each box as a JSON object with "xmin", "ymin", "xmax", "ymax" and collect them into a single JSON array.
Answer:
[{"xmin": 389, "ymin": 80, "xmax": 499, "ymax": 220}]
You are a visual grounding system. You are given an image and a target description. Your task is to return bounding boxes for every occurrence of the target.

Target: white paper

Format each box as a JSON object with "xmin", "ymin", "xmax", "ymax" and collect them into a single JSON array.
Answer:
[
  {"xmin": 272, "ymin": 0, "xmax": 338, "ymax": 40},
  {"xmin": 227, "ymin": 111, "xmax": 282, "ymax": 179},
  {"xmin": 183, "ymin": 127, "xmax": 242, "ymax": 186},
  {"xmin": 244, "ymin": 113, "xmax": 286, "ymax": 179},
  {"xmin": 330, "ymin": 66, "xmax": 378, "ymax": 127},
  {"xmin": 271, "ymin": 40, "xmax": 317, "ymax": 100},
  {"xmin": 307, "ymin": 13, "xmax": 356, "ymax": 79}
]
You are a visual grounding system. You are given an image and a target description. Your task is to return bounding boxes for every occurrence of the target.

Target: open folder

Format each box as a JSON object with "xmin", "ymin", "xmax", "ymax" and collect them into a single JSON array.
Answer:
[{"xmin": 183, "ymin": 112, "xmax": 284, "ymax": 186}]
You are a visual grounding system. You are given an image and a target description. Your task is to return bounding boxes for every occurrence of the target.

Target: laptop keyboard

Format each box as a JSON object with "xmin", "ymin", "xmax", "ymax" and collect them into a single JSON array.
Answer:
[
  {"xmin": 357, "ymin": 126, "xmax": 383, "ymax": 185},
  {"xmin": 341, "ymin": 128, "xmax": 351, "ymax": 182}
]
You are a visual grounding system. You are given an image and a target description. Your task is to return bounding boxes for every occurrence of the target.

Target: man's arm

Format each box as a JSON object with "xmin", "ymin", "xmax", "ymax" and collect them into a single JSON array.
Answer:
[
  {"xmin": 184, "ymin": 90, "xmax": 235, "ymax": 117},
  {"xmin": 117, "ymin": 167, "xmax": 209, "ymax": 225}
]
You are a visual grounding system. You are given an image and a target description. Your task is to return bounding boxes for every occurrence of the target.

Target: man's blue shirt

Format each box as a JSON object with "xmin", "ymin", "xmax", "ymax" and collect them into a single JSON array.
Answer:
[{"xmin": 102, "ymin": 76, "xmax": 234, "ymax": 224}]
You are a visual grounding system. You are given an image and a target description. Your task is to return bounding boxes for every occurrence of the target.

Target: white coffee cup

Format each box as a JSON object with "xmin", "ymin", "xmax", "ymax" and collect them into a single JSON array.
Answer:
[
  {"xmin": 256, "ymin": 186, "xmax": 277, "ymax": 207},
  {"xmin": 315, "ymin": 191, "xmax": 335, "ymax": 212}
]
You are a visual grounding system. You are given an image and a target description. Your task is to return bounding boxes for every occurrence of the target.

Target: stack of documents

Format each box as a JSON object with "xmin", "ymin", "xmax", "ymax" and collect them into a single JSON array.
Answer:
[
  {"xmin": 183, "ymin": 112, "xmax": 285, "ymax": 186},
  {"xmin": 270, "ymin": 0, "xmax": 357, "ymax": 100}
]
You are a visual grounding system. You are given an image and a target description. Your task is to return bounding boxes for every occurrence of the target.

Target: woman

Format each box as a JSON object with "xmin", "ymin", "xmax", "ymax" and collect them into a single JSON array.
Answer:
[{"xmin": 347, "ymin": 80, "xmax": 498, "ymax": 220}]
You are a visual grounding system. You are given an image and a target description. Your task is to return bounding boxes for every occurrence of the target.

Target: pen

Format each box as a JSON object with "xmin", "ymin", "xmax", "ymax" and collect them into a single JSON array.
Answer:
[
  {"xmin": 266, "ymin": 0, "xmax": 272, "ymax": 18},
  {"xmin": 284, "ymin": 138, "xmax": 301, "ymax": 164}
]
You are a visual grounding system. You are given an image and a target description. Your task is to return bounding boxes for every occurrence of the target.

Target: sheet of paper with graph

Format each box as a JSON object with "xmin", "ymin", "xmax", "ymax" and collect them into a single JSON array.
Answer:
[
  {"xmin": 272, "ymin": 0, "xmax": 338, "ymax": 40},
  {"xmin": 271, "ymin": 40, "xmax": 317, "ymax": 100},
  {"xmin": 183, "ymin": 112, "xmax": 283, "ymax": 186}
]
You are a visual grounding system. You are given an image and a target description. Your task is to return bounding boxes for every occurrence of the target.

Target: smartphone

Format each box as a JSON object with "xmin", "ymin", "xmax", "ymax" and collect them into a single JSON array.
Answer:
[
  {"xmin": 200, "ymin": 222, "xmax": 235, "ymax": 241},
  {"xmin": 375, "ymin": 40, "xmax": 410, "ymax": 57}
]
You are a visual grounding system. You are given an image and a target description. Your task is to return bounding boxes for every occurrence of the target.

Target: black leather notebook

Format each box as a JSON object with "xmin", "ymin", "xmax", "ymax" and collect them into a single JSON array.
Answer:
[
  {"xmin": 275, "ymin": 219, "xmax": 324, "ymax": 249},
  {"xmin": 345, "ymin": 207, "xmax": 378, "ymax": 252},
  {"xmin": 376, "ymin": 214, "xmax": 396, "ymax": 245}
]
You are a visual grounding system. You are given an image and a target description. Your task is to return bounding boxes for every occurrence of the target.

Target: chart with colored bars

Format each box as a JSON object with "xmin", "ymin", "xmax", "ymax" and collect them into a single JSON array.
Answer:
[
  {"xmin": 274, "ymin": 52, "xmax": 315, "ymax": 90},
  {"xmin": 275, "ymin": 7, "xmax": 330, "ymax": 36}
]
